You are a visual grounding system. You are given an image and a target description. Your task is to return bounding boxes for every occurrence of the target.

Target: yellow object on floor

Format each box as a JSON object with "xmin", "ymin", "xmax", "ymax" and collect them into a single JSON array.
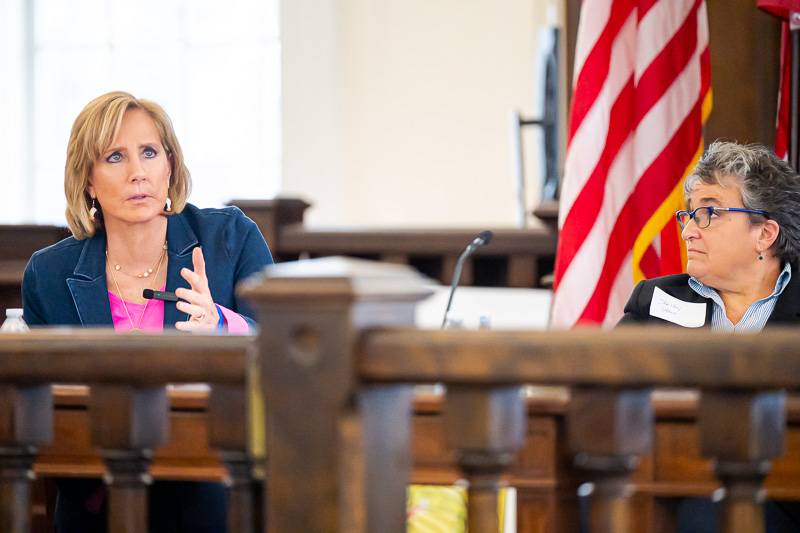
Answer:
[{"xmin": 407, "ymin": 484, "xmax": 513, "ymax": 533}]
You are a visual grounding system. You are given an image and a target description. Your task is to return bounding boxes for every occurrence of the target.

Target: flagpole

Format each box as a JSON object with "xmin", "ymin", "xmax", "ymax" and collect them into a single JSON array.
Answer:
[{"xmin": 791, "ymin": 12, "xmax": 800, "ymax": 171}]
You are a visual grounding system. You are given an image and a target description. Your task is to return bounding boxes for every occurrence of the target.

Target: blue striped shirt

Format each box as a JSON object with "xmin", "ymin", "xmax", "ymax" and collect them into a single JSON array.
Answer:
[{"xmin": 687, "ymin": 263, "xmax": 792, "ymax": 332}]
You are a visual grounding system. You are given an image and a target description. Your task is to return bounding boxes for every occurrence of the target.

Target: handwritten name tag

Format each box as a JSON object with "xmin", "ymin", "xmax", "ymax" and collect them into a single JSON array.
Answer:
[{"xmin": 649, "ymin": 287, "xmax": 706, "ymax": 328}]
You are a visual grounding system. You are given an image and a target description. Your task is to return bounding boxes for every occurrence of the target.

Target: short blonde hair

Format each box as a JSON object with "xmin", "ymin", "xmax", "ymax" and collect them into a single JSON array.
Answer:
[{"xmin": 64, "ymin": 91, "xmax": 191, "ymax": 239}]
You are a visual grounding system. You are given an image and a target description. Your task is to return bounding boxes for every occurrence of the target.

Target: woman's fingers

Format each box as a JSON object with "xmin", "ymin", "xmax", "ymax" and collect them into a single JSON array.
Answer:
[
  {"xmin": 175, "ymin": 287, "xmax": 205, "ymax": 306},
  {"xmin": 180, "ymin": 267, "xmax": 206, "ymax": 292},
  {"xmin": 174, "ymin": 246, "xmax": 218, "ymax": 331},
  {"xmin": 192, "ymin": 247, "xmax": 207, "ymax": 279},
  {"xmin": 176, "ymin": 300, "xmax": 206, "ymax": 318},
  {"xmin": 175, "ymin": 319, "xmax": 215, "ymax": 332}
]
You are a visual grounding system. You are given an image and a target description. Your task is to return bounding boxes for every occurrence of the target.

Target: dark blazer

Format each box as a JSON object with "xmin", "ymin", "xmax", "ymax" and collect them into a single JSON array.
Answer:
[
  {"xmin": 22, "ymin": 203, "xmax": 273, "ymax": 329},
  {"xmin": 618, "ymin": 271, "xmax": 800, "ymax": 327}
]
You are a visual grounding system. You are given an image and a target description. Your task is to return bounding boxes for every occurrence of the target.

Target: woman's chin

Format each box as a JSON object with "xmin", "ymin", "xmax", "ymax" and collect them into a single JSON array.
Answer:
[
  {"xmin": 685, "ymin": 262, "xmax": 705, "ymax": 281},
  {"xmin": 104, "ymin": 209, "xmax": 165, "ymax": 227}
]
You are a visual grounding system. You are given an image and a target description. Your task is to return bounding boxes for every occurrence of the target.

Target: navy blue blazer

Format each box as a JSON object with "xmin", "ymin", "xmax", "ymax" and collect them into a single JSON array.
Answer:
[
  {"xmin": 618, "ymin": 271, "xmax": 800, "ymax": 327},
  {"xmin": 22, "ymin": 204, "xmax": 273, "ymax": 328}
]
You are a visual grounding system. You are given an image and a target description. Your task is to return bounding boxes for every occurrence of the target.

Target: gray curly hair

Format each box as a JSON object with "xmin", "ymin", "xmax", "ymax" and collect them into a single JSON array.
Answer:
[{"xmin": 684, "ymin": 141, "xmax": 800, "ymax": 264}]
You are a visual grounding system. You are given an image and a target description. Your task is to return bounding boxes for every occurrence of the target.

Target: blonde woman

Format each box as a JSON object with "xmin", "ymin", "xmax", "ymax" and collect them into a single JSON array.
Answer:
[{"xmin": 23, "ymin": 91, "xmax": 273, "ymax": 532}]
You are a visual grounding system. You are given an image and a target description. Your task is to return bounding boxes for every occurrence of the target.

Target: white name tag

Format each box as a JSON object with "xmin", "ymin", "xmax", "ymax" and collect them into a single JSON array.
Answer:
[{"xmin": 649, "ymin": 287, "xmax": 706, "ymax": 328}]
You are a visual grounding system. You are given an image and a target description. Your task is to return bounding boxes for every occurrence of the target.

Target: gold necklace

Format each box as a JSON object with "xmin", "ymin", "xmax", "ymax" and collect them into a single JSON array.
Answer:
[
  {"xmin": 108, "ymin": 242, "xmax": 168, "ymax": 278},
  {"xmin": 108, "ymin": 247, "xmax": 166, "ymax": 331}
]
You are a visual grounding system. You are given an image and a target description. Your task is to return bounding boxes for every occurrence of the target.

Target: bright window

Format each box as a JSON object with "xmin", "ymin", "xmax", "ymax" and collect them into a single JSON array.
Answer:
[{"xmin": 0, "ymin": 0, "xmax": 281, "ymax": 225}]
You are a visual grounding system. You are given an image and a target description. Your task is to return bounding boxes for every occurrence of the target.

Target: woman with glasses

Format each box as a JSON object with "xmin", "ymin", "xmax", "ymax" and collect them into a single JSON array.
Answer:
[
  {"xmin": 619, "ymin": 140, "xmax": 800, "ymax": 531},
  {"xmin": 620, "ymin": 141, "xmax": 800, "ymax": 330}
]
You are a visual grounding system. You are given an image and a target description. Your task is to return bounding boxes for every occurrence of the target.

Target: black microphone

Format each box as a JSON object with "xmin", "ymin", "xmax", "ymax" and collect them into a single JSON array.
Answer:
[
  {"xmin": 143, "ymin": 289, "xmax": 180, "ymax": 302},
  {"xmin": 441, "ymin": 231, "xmax": 493, "ymax": 328}
]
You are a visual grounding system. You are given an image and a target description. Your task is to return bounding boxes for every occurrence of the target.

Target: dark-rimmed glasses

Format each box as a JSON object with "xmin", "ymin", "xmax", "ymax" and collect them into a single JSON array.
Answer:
[{"xmin": 675, "ymin": 206, "xmax": 769, "ymax": 230}]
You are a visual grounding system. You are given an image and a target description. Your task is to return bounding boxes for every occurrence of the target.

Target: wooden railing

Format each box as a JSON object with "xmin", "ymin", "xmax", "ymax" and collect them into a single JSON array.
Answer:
[
  {"xmin": 0, "ymin": 225, "xmax": 71, "ymax": 310},
  {"xmin": 0, "ymin": 331, "xmax": 255, "ymax": 533},
  {"xmin": 239, "ymin": 257, "xmax": 800, "ymax": 533},
  {"xmin": 2, "ymin": 258, "xmax": 800, "ymax": 532},
  {"xmin": 232, "ymin": 199, "xmax": 558, "ymax": 288}
]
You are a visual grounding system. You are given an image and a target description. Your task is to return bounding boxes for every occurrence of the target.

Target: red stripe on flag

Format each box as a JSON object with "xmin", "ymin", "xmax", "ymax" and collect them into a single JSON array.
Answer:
[
  {"xmin": 639, "ymin": 243, "xmax": 661, "ymax": 279},
  {"xmin": 637, "ymin": 0, "xmax": 659, "ymax": 21},
  {"xmin": 659, "ymin": 219, "xmax": 684, "ymax": 276},
  {"xmin": 568, "ymin": 0, "xmax": 637, "ymax": 143}
]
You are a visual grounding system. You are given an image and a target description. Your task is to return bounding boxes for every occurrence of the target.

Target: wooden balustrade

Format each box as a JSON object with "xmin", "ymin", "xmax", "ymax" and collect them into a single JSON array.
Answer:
[
  {"xmin": 354, "ymin": 326, "xmax": 800, "ymax": 533},
  {"xmin": 231, "ymin": 199, "xmax": 558, "ymax": 288},
  {"xmin": 239, "ymin": 257, "xmax": 800, "ymax": 533},
  {"xmin": 0, "ymin": 331, "xmax": 252, "ymax": 533},
  {"xmin": 0, "ymin": 258, "xmax": 799, "ymax": 532}
]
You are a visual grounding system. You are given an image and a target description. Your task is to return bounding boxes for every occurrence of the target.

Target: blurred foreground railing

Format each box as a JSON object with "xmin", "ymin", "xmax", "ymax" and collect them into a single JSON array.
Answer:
[
  {"xmin": 1, "ymin": 257, "xmax": 799, "ymax": 533},
  {"xmin": 241, "ymin": 257, "xmax": 800, "ymax": 533},
  {"xmin": 0, "ymin": 331, "xmax": 255, "ymax": 533}
]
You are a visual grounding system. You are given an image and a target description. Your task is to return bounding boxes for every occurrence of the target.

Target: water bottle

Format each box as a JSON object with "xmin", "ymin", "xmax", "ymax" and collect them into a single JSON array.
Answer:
[{"xmin": 0, "ymin": 309, "xmax": 29, "ymax": 332}]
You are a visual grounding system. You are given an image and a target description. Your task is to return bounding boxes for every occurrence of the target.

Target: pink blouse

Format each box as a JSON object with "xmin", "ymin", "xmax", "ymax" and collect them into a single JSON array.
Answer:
[{"xmin": 108, "ymin": 287, "xmax": 250, "ymax": 334}]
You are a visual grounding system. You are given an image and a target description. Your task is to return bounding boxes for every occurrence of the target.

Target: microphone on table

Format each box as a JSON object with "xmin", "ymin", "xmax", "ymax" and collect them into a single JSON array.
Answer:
[{"xmin": 441, "ymin": 230, "xmax": 493, "ymax": 329}]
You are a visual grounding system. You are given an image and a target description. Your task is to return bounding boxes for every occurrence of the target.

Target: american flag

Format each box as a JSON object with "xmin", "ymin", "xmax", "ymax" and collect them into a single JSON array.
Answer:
[{"xmin": 550, "ymin": 0, "xmax": 712, "ymax": 329}]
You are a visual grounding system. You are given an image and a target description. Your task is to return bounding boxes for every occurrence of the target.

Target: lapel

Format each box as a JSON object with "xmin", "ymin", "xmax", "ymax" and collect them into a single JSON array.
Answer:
[
  {"xmin": 765, "ymin": 265, "xmax": 800, "ymax": 326},
  {"xmin": 164, "ymin": 214, "xmax": 199, "ymax": 327},
  {"xmin": 66, "ymin": 232, "xmax": 113, "ymax": 326}
]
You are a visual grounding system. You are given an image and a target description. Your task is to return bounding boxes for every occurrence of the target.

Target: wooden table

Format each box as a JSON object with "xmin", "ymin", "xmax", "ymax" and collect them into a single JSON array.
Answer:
[{"xmin": 35, "ymin": 385, "xmax": 225, "ymax": 482}]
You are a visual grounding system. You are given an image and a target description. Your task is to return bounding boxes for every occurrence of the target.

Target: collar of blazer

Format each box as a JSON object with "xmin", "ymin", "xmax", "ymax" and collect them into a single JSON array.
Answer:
[{"xmin": 66, "ymin": 214, "xmax": 200, "ymax": 326}]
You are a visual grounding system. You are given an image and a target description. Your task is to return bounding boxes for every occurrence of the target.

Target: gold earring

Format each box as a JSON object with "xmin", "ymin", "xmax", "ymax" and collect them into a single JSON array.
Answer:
[
  {"xmin": 89, "ymin": 198, "xmax": 98, "ymax": 219},
  {"xmin": 165, "ymin": 197, "xmax": 172, "ymax": 212}
]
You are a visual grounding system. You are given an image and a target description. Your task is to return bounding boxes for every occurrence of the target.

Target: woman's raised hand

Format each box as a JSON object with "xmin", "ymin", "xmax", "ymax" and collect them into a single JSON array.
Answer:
[{"xmin": 175, "ymin": 247, "xmax": 221, "ymax": 332}]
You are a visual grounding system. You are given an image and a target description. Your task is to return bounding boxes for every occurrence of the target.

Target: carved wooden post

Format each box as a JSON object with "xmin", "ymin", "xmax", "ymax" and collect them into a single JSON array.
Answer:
[
  {"xmin": 443, "ymin": 384, "xmax": 526, "ymax": 533},
  {"xmin": 698, "ymin": 390, "xmax": 785, "ymax": 533},
  {"xmin": 239, "ymin": 257, "xmax": 431, "ymax": 533},
  {"xmin": 89, "ymin": 385, "xmax": 168, "ymax": 533},
  {"xmin": 208, "ymin": 383, "xmax": 258, "ymax": 533},
  {"xmin": 567, "ymin": 387, "xmax": 652, "ymax": 533},
  {"xmin": 0, "ymin": 384, "xmax": 52, "ymax": 533}
]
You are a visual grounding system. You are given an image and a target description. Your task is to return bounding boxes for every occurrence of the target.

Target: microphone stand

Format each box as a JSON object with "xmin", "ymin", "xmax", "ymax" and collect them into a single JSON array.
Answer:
[{"xmin": 441, "ymin": 231, "xmax": 493, "ymax": 329}]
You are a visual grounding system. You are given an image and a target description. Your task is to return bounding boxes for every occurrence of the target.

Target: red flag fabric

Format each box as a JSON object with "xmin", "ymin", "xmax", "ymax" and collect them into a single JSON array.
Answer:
[
  {"xmin": 758, "ymin": 0, "xmax": 800, "ymax": 19},
  {"xmin": 551, "ymin": 0, "xmax": 712, "ymax": 329},
  {"xmin": 775, "ymin": 22, "xmax": 791, "ymax": 160},
  {"xmin": 757, "ymin": 1, "xmax": 800, "ymax": 159}
]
